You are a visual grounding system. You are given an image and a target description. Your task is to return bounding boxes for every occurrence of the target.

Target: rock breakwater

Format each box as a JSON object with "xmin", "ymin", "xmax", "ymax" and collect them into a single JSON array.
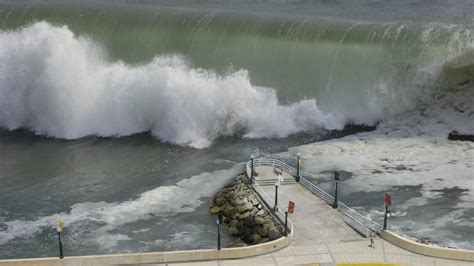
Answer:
[{"xmin": 209, "ymin": 174, "xmax": 284, "ymax": 245}]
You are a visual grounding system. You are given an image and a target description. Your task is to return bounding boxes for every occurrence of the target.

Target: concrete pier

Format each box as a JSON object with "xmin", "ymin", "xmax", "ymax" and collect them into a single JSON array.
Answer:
[{"xmin": 190, "ymin": 165, "xmax": 472, "ymax": 266}]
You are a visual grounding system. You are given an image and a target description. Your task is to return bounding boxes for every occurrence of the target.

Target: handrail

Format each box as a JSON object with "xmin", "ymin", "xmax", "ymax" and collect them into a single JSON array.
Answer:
[
  {"xmin": 245, "ymin": 160, "xmax": 295, "ymax": 238},
  {"xmin": 252, "ymin": 181, "xmax": 295, "ymax": 239},
  {"xmin": 246, "ymin": 157, "xmax": 383, "ymax": 235}
]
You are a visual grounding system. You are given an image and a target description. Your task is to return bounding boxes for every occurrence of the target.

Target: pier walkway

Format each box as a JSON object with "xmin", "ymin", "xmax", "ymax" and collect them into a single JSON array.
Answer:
[{"xmin": 162, "ymin": 164, "xmax": 473, "ymax": 266}]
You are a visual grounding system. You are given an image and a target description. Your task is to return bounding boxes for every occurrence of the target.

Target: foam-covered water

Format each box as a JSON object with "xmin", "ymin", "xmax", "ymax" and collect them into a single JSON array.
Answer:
[
  {"xmin": 283, "ymin": 81, "xmax": 474, "ymax": 249},
  {"xmin": 0, "ymin": 0, "xmax": 473, "ymax": 259},
  {"xmin": 0, "ymin": 165, "xmax": 239, "ymax": 251}
]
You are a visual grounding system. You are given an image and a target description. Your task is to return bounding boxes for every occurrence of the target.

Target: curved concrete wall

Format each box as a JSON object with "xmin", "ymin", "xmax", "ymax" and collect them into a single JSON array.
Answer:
[
  {"xmin": 0, "ymin": 236, "xmax": 289, "ymax": 266},
  {"xmin": 381, "ymin": 230, "xmax": 474, "ymax": 262}
]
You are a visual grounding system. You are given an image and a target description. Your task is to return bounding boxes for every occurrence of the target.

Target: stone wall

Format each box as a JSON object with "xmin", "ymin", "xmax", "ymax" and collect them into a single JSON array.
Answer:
[{"xmin": 209, "ymin": 174, "xmax": 284, "ymax": 245}]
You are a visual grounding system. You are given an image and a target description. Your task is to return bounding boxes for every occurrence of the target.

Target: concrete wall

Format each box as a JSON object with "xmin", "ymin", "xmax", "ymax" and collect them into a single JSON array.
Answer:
[
  {"xmin": 381, "ymin": 230, "xmax": 474, "ymax": 262},
  {"xmin": 0, "ymin": 236, "xmax": 289, "ymax": 266}
]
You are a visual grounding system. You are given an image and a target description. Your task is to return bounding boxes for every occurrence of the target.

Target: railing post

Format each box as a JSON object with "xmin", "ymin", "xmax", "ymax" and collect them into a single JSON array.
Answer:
[
  {"xmin": 284, "ymin": 211, "xmax": 288, "ymax": 236},
  {"xmin": 217, "ymin": 212, "xmax": 223, "ymax": 250},
  {"xmin": 250, "ymin": 155, "xmax": 254, "ymax": 185},
  {"xmin": 383, "ymin": 193, "xmax": 392, "ymax": 230},
  {"xmin": 332, "ymin": 171, "xmax": 340, "ymax": 209},
  {"xmin": 57, "ymin": 219, "xmax": 64, "ymax": 259},
  {"xmin": 274, "ymin": 185, "xmax": 278, "ymax": 211},
  {"xmin": 296, "ymin": 153, "xmax": 300, "ymax": 182}
]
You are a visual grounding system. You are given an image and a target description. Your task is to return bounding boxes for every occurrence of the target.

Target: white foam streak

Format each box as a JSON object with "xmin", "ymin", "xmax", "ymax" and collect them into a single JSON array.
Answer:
[
  {"xmin": 0, "ymin": 166, "xmax": 239, "ymax": 246},
  {"xmin": 0, "ymin": 22, "xmax": 345, "ymax": 148}
]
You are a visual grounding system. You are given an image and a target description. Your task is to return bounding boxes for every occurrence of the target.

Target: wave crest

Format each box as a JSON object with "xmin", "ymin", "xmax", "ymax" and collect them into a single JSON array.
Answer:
[{"xmin": 0, "ymin": 22, "xmax": 345, "ymax": 148}]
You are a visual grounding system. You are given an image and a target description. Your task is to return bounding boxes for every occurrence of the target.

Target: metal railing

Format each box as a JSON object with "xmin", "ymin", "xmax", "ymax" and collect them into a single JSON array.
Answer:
[
  {"xmin": 245, "ymin": 159, "xmax": 295, "ymax": 238},
  {"xmin": 246, "ymin": 157, "xmax": 383, "ymax": 236}
]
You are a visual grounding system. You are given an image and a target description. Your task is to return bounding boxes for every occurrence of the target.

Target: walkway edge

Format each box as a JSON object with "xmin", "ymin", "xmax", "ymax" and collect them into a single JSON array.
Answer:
[
  {"xmin": 381, "ymin": 230, "xmax": 474, "ymax": 262},
  {"xmin": 0, "ymin": 236, "xmax": 290, "ymax": 266}
]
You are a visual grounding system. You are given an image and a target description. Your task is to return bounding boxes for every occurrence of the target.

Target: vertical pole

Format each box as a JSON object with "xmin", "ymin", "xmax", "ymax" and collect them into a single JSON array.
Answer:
[
  {"xmin": 383, "ymin": 205, "xmax": 388, "ymax": 230},
  {"xmin": 296, "ymin": 153, "xmax": 300, "ymax": 182},
  {"xmin": 284, "ymin": 211, "xmax": 288, "ymax": 236},
  {"xmin": 333, "ymin": 171, "xmax": 339, "ymax": 209},
  {"xmin": 250, "ymin": 156, "xmax": 254, "ymax": 185},
  {"xmin": 217, "ymin": 223, "xmax": 221, "ymax": 250},
  {"xmin": 274, "ymin": 185, "xmax": 278, "ymax": 211},
  {"xmin": 58, "ymin": 231, "xmax": 64, "ymax": 259},
  {"xmin": 217, "ymin": 212, "xmax": 223, "ymax": 250}
]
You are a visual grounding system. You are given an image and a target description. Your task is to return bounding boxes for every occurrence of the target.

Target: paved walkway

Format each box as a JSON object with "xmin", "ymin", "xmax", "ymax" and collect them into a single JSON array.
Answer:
[
  {"xmin": 256, "ymin": 166, "xmax": 362, "ymax": 245},
  {"xmin": 161, "ymin": 166, "xmax": 472, "ymax": 266}
]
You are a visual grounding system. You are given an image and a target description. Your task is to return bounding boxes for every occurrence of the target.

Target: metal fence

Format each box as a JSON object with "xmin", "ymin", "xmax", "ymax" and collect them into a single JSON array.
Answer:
[
  {"xmin": 245, "ymin": 158, "xmax": 295, "ymax": 238},
  {"xmin": 246, "ymin": 157, "xmax": 383, "ymax": 237}
]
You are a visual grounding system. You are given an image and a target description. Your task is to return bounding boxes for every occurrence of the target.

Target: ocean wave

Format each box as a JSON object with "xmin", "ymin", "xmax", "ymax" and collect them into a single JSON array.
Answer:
[{"xmin": 0, "ymin": 22, "xmax": 346, "ymax": 148}]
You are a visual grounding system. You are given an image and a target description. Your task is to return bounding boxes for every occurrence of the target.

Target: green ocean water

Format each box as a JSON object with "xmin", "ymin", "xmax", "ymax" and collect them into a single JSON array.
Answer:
[{"xmin": 0, "ymin": 0, "xmax": 473, "ymax": 258}]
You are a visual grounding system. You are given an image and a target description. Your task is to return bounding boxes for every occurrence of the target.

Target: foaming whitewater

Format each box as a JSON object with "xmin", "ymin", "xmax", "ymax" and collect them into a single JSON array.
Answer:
[
  {"xmin": 282, "ymin": 77, "xmax": 474, "ymax": 249},
  {"xmin": 0, "ymin": 22, "xmax": 346, "ymax": 148},
  {"xmin": 0, "ymin": 165, "xmax": 239, "ymax": 249}
]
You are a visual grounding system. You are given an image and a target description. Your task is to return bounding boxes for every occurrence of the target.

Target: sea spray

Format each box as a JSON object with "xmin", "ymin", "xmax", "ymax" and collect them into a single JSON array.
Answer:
[{"xmin": 0, "ymin": 22, "xmax": 346, "ymax": 148}]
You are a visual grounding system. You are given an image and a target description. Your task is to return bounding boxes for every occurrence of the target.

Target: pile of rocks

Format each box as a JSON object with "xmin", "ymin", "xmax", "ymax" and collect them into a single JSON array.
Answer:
[{"xmin": 209, "ymin": 174, "xmax": 284, "ymax": 245}]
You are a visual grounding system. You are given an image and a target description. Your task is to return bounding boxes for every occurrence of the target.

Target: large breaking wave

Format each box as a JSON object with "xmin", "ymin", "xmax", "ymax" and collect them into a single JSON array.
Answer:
[
  {"xmin": 0, "ymin": 19, "xmax": 473, "ymax": 148},
  {"xmin": 0, "ymin": 22, "xmax": 346, "ymax": 148}
]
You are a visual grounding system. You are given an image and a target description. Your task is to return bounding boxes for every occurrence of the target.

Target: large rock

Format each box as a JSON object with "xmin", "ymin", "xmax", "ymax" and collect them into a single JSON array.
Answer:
[
  {"xmin": 210, "ymin": 206, "xmax": 220, "ymax": 214},
  {"xmin": 215, "ymin": 196, "xmax": 226, "ymax": 206},
  {"xmin": 268, "ymin": 227, "xmax": 281, "ymax": 240},
  {"xmin": 250, "ymin": 198, "xmax": 259, "ymax": 206},
  {"xmin": 252, "ymin": 233, "xmax": 262, "ymax": 244},
  {"xmin": 228, "ymin": 226, "xmax": 239, "ymax": 236},
  {"xmin": 256, "ymin": 225, "xmax": 268, "ymax": 237},
  {"xmin": 239, "ymin": 211, "xmax": 251, "ymax": 219},
  {"xmin": 254, "ymin": 216, "xmax": 265, "ymax": 225},
  {"xmin": 209, "ymin": 173, "xmax": 284, "ymax": 245}
]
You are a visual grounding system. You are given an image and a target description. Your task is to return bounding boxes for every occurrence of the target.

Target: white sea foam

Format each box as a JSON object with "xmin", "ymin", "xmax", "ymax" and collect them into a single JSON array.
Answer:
[
  {"xmin": 284, "ymin": 82, "xmax": 474, "ymax": 248},
  {"xmin": 144, "ymin": 223, "xmax": 214, "ymax": 250},
  {"xmin": 0, "ymin": 165, "xmax": 239, "ymax": 248},
  {"xmin": 290, "ymin": 83, "xmax": 474, "ymax": 199},
  {"xmin": 0, "ymin": 22, "xmax": 346, "ymax": 148}
]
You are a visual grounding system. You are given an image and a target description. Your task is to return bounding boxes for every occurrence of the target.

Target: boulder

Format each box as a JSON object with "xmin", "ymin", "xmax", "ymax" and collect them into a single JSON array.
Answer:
[
  {"xmin": 209, "ymin": 173, "xmax": 284, "ymax": 245},
  {"xmin": 239, "ymin": 211, "xmax": 251, "ymax": 219},
  {"xmin": 250, "ymin": 208, "xmax": 259, "ymax": 216},
  {"xmin": 252, "ymin": 234, "xmax": 262, "ymax": 243},
  {"xmin": 256, "ymin": 225, "xmax": 268, "ymax": 237},
  {"xmin": 228, "ymin": 226, "xmax": 239, "ymax": 236},
  {"xmin": 254, "ymin": 216, "xmax": 265, "ymax": 225},
  {"xmin": 268, "ymin": 227, "xmax": 281, "ymax": 240},
  {"xmin": 210, "ymin": 206, "xmax": 220, "ymax": 214},
  {"xmin": 215, "ymin": 196, "xmax": 226, "ymax": 206},
  {"xmin": 251, "ymin": 198, "xmax": 259, "ymax": 206}
]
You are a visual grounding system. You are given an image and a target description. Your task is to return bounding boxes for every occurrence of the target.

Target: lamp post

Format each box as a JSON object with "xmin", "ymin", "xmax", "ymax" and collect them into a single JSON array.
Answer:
[
  {"xmin": 217, "ymin": 212, "xmax": 223, "ymax": 250},
  {"xmin": 296, "ymin": 153, "xmax": 301, "ymax": 182},
  {"xmin": 57, "ymin": 219, "xmax": 64, "ymax": 259},
  {"xmin": 332, "ymin": 171, "xmax": 340, "ymax": 209},
  {"xmin": 384, "ymin": 193, "xmax": 392, "ymax": 230},
  {"xmin": 274, "ymin": 184, "xmax": 279, "ymax": 212},
  {"xmin": 274, "ymin": 172, "xmax": 283, "ymax": 211},
  {"xmin": 250, "ymin": 155, "xmax": 255, "ymax": 185}
]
